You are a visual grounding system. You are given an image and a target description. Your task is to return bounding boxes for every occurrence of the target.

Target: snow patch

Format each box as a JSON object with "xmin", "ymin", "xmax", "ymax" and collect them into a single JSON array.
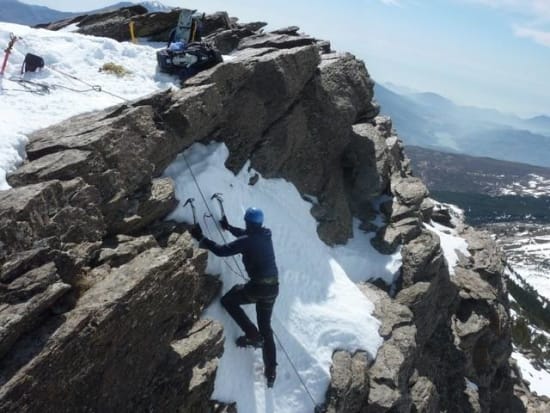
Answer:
[{"xmin": 164, "ymin": 142, "xmax": 384, "ymax": 413}]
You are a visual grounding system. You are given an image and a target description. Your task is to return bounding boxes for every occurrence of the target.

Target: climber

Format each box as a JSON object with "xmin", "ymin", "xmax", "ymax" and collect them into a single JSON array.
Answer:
[{"xmin": 190, "ymin": 207, "xmax": 279, "ymax": 388}]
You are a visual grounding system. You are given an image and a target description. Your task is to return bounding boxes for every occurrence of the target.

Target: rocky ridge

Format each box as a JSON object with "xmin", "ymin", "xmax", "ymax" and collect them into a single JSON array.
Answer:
[{"xmin": 1, "ymin": 7, "xmax": 548, "ymax": 412}]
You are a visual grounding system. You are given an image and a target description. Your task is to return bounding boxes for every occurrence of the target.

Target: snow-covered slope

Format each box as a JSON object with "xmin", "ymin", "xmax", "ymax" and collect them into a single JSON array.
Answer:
[
  {"xmin": 163, "ymin": 143, "xmax": 400, "ymax": 411},
  {"xmin": 489, "ymin": 223, "xmax": 550, "ymax": 301},
  {"xmin": 0, "ymin": 22, "xmax": 178, "ymax": 189}
]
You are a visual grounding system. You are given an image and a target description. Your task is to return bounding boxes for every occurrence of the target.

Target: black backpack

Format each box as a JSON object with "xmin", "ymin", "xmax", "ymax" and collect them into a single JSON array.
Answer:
[
  {"xmin": 156, "ymin": 42, "xmax": 223, "ymax": 80},
  {"xmin": 21, "ymin": 53, "xmax": 44, "ymax": 73}
]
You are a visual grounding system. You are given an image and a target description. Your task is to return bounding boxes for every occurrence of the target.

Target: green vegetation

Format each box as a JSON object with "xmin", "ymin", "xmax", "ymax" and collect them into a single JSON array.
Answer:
[
  {"xmin": 507, "ymin": 273, "xmax": 550, "ymax": 368},
  {"xmin": 431, "ymin": 191, "xmax": 550, "ymax": 225},
  {"xmin": 507, "ymin": 278, "xmax": 550, "ymax": 331}
]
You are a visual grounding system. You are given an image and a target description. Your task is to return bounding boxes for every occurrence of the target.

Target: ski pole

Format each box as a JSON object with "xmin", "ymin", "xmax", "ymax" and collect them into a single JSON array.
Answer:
[
  {"xmin": 183, "ymin": 198, "xmax": 197, "ymax": 224},
  {"xmin": 1, "ymin": 33, "xmax": 20, "ymax": 76}
]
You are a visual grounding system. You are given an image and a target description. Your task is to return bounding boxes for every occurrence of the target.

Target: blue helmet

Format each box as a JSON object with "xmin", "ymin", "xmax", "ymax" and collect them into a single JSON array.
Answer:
[{"xmin": 244, "ymin": 207, "xmax": 264, "ymax": 225}]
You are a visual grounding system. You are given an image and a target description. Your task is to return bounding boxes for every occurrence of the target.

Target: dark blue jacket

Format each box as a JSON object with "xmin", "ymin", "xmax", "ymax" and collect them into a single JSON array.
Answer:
[{"xmin": 200, "ymin": 224, "xmax": 278, "ymax": 281}]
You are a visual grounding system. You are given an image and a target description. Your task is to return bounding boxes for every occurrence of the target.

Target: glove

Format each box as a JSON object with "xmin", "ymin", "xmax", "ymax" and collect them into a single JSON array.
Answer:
[
  {"xmin": 220, "ymin": 215, "xmax": 230, "ymax": 231},
  {"xmin": 190, "ymin": 224, "xmax": 203, "ymax": 241}
]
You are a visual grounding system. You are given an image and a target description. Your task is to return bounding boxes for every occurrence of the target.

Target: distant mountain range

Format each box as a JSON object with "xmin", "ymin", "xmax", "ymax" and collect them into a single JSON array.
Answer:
[
  {"xmin": 407, "ymin": 145, "xmax": 550, "ymax": 195},
  {"xmin": 407, "ymin": 146, "xmax": 550, "ymax": 225},
  {"xmin": 0, "ymin": 0, "xmax": 171, "ymax": 26},
  {"xmin": 375, "ymin": 83, "xmax": 550, "ymax": 168}
]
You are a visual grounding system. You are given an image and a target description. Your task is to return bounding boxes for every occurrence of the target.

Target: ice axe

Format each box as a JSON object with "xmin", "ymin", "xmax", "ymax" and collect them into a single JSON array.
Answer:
[
  {"xmin": 183, "ymin": 197, "xmax": 197, "ymax": 224},
  {"xmin": 210, "ymin": 193, "xmax": 226, "ymax": 218},
  {"xmin": 1, "ymin": 33, "xmax": 21, "ymax": 76}
]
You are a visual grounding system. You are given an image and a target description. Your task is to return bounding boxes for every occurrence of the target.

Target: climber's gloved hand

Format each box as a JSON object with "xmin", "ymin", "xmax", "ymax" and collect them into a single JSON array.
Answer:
[
  {"xmin": 190, "ymin": 224, "xmax": 203, "ymax": 241},
  {"xmin": 220, "ymin": 215, "xmax": 230, "ymax": 231}
]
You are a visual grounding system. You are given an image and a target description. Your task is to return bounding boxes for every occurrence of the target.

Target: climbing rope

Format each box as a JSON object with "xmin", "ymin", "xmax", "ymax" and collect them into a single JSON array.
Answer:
[
  {"xmin": 201, "ymin": 212, "xmax": 244, "ymax": 279},
  {"xmin": 48, "ymin": 66, "xmax": 129, "ymax": 102},
  {"xmin": 4, "ymin": 69, "xmax": 129, "ymax": 102},
  {"xmin": 5, "ymin": 77, "xmax": 50, "ymax": 94},
  {"xmin": 273, "ymin": 327, "xmax": 321, "ymax": 410},
  {"xmin": 181, "ymin": 150, "xmax": 322, "ymax": 410},
  {"xmin": 181, "ymin": 151, "xmax": 248, "ymax": 282}
]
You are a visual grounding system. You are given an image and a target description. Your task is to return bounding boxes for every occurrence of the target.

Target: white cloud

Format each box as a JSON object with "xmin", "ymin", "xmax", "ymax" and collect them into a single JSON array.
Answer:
[
  {"xmin": 464, "ymin": 0, "xmax": 550, "ymax": 46},
  {"xmin": 466, "ymin": 0, "xmax": 550, "ymax": 17},
  {"xmin": 514, "ymin": 25, "xmax": 550, "ymax": 47},
  {"xmin": 531, "ymin": 0, "xmax": 550, "ymax": 20}
]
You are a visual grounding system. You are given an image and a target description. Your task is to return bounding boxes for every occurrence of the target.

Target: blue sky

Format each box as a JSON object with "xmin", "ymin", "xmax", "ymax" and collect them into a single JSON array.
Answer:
[{"xmin": 24, "ymin": 0, "xmax": 550, "ymax": 117}]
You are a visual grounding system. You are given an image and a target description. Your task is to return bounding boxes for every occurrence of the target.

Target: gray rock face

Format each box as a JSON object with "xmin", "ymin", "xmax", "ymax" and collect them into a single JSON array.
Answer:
[
  {"xmin": 344, "ymin": 123, "xmax": 391, "ymax": 217},
  {"xmin": 400, "ymin": 229, "xmax": 443, "ymax": 286},
  {"xmin": 0, "ymin": 261, "xmax": 71, "ymax": 360},
  {"xmin": 1, "ymin": 7, "xmax": 533, "ymax": 413},
  {"xmin": 0, "ymin": 242, "xmax": 222, "ymax": 412},
  {"xmin": 37, "ymin": 6, "xmax": 177, "ymax": 42},
  {"xmin": 238, "ymin": 32, "xmax": 317, "ymax": 50},
  {"xmin": 325, "ymin": 350, "xmax": 370, "ymax": 413}
]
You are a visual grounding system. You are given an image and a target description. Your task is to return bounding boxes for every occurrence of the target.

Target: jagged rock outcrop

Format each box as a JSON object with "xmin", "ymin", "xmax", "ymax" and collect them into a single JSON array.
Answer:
[
  {"xmin": 1, "ymin": 7, "xmax": 546, "ymax": 413},
  {"xmin": 36, "ymin": 7, "xmax": 261, "ymax": 46}
]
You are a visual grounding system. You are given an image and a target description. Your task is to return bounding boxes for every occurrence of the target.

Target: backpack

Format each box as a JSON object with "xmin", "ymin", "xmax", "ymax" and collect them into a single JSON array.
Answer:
[
  {"xmin": 21, "ymin": 53, "xmax": 44, "ymax": 74},
  {"xmin": 156, "ymin": 42, "xmax": 223, "ymax": 81},
  {"xmin": 168, "ymin": 9, "xmax": 204, "ymax": 46}
]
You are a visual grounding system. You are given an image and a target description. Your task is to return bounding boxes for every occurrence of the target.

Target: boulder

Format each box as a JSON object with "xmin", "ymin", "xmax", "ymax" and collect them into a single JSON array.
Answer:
[
  {"xmin": 0, "ymin": 248, "xmax": 52, "ymax": 283},
  {"xmin": 0, "ymin": 181, "xmax": 64, "ymax": 255},
  {"xmin": 148, "ymin": 319, "xmax": 225, "ymax": 412},
  {"xmin": 0, "ymin": 242, "xmax": 220, "ymax": 412},
  {"xmin": 201, "ymin": 12, "xmax": 235, "ymax": 35},
  {"xmin": 396, "ymin": 275, "xmax": 458, "ymax": 349},
  {"xmin": 74, "ymin": 6, "xmax": 152, "ymax": 41},
  {"xmin": 391, "ymin": 176, "xmax": 429, "ymax": 207},
  {"xmin": 368, "ymin": 326, "xmax": 416, "ymax": 412},
  {"xmin": 371, "ymin": 224, "xmax": 402, "ymax": 255},
  {"xmin": 0, "ymin": 262, "xmax": 71, "ymax": 359},
  {"xmin": 205, "ymin": 28, "xmax": 256, "ymax": 54},
  {"xmin": 400, "ymin": 229, "xmax": 443, "ymax": 286},
  {"xmin": 410, "ymin": 376, "xmax": 440, "ymax": 413},
  {"xmin": 453, "ymin": 267, "xmax": 497, "ymax": 302},
  {"xmin": 325, "ymin": 350, "xmax": 370, "ymax": 413},
  {"xmin": 97, "ymin": 234, "xmax": 158, "ymax": 267},
  {"xmin": 319, "ymin": 53, "xmax": 378, "ymax": 125},
  {"xmin": 343, "ymin": 123, "xmax": 391, "ymax": 215},
  {"xmin": 238, "ymin": 32, "xmax": 316, "ymax": 50}
]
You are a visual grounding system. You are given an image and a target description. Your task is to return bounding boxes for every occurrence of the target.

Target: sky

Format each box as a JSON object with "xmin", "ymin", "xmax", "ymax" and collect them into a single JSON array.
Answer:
[
  {"xmin": 18, "ymin": 0, "xmax": 550, "ymax": 117},
  {"xmin": 1, "ymin": 21, "xmax": 550, "ymax": 411}
]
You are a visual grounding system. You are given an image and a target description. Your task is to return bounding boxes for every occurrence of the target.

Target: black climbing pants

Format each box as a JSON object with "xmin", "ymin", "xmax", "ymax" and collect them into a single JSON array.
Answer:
[{"xmin": 220, "ymin": 281, "xmax": 279, "ymax": 371}]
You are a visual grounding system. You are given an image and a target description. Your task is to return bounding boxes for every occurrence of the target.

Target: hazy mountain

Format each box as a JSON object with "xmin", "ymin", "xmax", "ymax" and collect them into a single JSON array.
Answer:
[
  {"xmin": 526, "ymin": 115, "xmax": 550, "ymax": 135},
  {"xmin": 0, "ymin": 0, "xmax": 73, "ymax": 25},
  {"xmin": 375, "ymin": 83, "xmax": 550, "ymax": 167},
  {"xmin": 0, "ymin": 1, "xmax": 172, "ymax": 26}
]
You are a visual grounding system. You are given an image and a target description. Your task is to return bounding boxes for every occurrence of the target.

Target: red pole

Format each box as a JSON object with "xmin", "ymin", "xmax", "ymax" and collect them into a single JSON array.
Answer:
[{"xmin": 1, "ymin": 34, "xmax": 19, "ymax": 75}]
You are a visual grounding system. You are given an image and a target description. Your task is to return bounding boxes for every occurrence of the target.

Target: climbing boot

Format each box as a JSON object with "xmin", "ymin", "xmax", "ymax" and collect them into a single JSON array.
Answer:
[
  {"xmin": 235, "ymin": 335, "xmax": 264, "ymax": 349},
  {"xmin": 265, "ymin": 365, "xmax": 276, "ymax": 388}
]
